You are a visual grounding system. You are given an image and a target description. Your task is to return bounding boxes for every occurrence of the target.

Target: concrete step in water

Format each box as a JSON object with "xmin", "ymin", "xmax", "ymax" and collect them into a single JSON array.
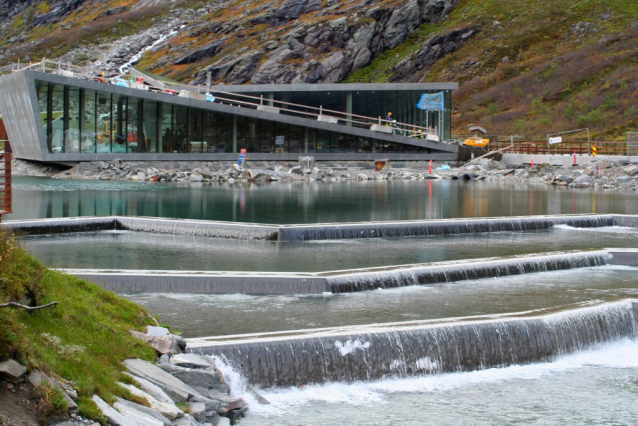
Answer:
[{"xmin": 59, "ymin": 248, "xmax": 636, "ymax": 295}]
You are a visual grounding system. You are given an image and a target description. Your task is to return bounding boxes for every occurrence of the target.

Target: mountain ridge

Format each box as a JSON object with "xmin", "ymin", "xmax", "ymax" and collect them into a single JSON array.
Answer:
[{"xmin": 1, "ymin": 0, "xmax": 637, "ymax": 140}]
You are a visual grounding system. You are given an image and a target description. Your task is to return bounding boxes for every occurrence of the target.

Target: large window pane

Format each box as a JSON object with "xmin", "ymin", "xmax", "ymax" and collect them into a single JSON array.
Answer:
[
  {"xmin": 260, "ymin": 120, "xmax": 275, "ymax": 153},
  {"xmin": 235, "ymin": 115, "xmax": 247, "ymax": 153},
  {"xmin": 317, "ymin": 130, "xmax": 330, "ymax": 153},
  {"xmin": 66, "ymin": 87, "xmax": 80, "ymax": 153},
  {"xmin": 246, "ymin": 117, "xmax": 259, "ymax": 153},
  {"xmin": 144, "ymin": 101, "xmax": 159, "ymax": 153},
  {"xmin": 174, "ymin": 105, "xmax": 188, "ymax": 152},
  {"xmin": 288, "ymin": 124, "xmax": 303, "ymax": 153},
  {"xmin": 96, "ymin": 91, "xmax": 111, "ymax": 152},
  {"xmin": 275, "ymin": 122, "xmax": 288, "ymax": 153},
  {"xmin": 189, "ymin": 108, "xmax": 203, "ymax": 153},
  {"xmin": 81, "ymin": 89, "xmax": 96, "ymax": 153},
  {"xmin": 203, "ymin": 110, "xmax": 217, "ymax": 153},
  {"xmin": 127, "ymin": 98, "xmax": 141, "ymax": 152},
  {"xmin": 112, "ymin": 95, "xmax": 128, "ymax": 153},
  {"xmin": 161, "ymin": 103, "xmax": 175, "ymax": 153},
  {"xmin": 218, "ymin": 113, "xmax": 232, "ymax": 153},
  {"xmin": 50, "ymin": 84, "xmax": 64, "ymax": 153}
]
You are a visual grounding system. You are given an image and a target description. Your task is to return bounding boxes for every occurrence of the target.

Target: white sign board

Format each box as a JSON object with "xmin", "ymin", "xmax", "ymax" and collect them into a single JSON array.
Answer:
[
  {"xmin": 275, "ymin": 136, "xmax": 285, "ymax": 145},
  {"xmin": 548, "ymin": 136, "xmax": 562, "ymax": 144}
]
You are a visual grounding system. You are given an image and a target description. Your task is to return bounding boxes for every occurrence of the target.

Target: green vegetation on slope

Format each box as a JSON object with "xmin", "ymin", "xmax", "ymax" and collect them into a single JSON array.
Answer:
[
  {"xmin": 349, "ymin": 0, "xmax": 638, "ymax": 140},
  {"xmin": 0, "ymin": 230, "xmax": 157, "ymax": 422}
]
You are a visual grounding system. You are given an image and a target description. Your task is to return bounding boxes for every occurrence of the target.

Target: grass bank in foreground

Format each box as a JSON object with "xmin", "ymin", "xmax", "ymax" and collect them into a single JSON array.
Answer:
[{"xmin": 0, "ymin": 229, "xmax": 157, "ymax": 423}]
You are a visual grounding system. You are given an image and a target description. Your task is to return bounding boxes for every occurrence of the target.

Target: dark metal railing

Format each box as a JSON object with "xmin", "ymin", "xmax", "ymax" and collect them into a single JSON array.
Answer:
[{"xmin": 0, "ymin": 142, "xmax": 12, "ymax": 217}]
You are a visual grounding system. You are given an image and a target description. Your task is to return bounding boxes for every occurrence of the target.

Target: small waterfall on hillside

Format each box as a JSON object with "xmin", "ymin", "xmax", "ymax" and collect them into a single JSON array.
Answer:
[
  {"xmin": 115, "ymin": 217, "xmax": 280, "ymax": 240},
  {"xmin": 189, "ymin": 300, "xmax": 638, "ymax": 388},
  {"xmin": 117, "ymin": 25, "xmax": 186, "ymax": 76},
  {"xmin": 325, "ymin": 250, "xmax": 611, "ymax": 293},
  {"xmin": 278, "ymin": 215, "xmax": 616, "ymax": 241}
]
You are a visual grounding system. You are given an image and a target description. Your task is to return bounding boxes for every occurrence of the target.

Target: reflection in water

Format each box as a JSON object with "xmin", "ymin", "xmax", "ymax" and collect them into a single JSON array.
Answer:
[{"xmin": 6, "ymin": 177, "xmax": 638, "ymax": 223}]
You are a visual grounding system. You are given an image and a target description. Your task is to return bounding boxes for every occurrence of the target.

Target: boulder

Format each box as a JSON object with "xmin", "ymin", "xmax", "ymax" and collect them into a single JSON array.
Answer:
[
  {"xmin": 114, "ymin": 398, "xmax": 169, "ymax": 426},
  {"xmin": 169, "ymin": 354, "xmax": 217, "ymax": 370},
  {"xmin": 130, "ymin": 331, "xmax": 183, "ymax": 356},
  {"xmin": 554, "ymin": 175, "xmax": 573, "ymax": 184},
  {"xmin": 146, "ymin": 326, "xmax": 170, "ymax": 337},
  {"xmin": 125, "ymin": 374, "xmax": 175, "ymax": 405},
  {"xmin": 28, "ymin": 370, "xmax": 78, "ymax": 413},
  {"xmin": 91, "ymin": 395, "xmax": 137, "ymax": 426},
  {"xmin": 623, "ymin": 165, "xmax": 638, "ymax": 175},
  {"xmin": 123, "ymin": 359, "xmax": 200, "ymax": 403},
  {"xmin": 594, "ymin": 159, "xmax": 612, "ymax": 169},
  {"xmin": 188, "ymin": 393, "xmax": 232, "ymax": 413},
  {"xmin": 172, "ymin": 414, "xmax": 205, "ymax": 426},
  {"xmin": 118, "ymin": 382, "xmax": 184, "ymax": 420},
  {"xmin": 157, "ymin": 363, "xmax": 227, "ymax": 395},
  {"xmin": 0, "ymin": 359, "xmax": 27, "ymax": 382},
  {"xmin": 188, "ymin": 402, "xmax": 207, "ymax": 423},
  {"xmin": 573, "ymin": 174, "xmax": 592, "ymax": 185}
]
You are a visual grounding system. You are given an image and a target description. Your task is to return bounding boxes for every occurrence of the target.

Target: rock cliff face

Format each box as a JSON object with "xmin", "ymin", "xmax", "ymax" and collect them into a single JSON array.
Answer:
[
  {"xmin": 189, "ymin": 0, "xmax": 463, "ymax": 85},
  {"xmin": 0, "ymin": 0, "xmax": 464, "ymax": 85}
]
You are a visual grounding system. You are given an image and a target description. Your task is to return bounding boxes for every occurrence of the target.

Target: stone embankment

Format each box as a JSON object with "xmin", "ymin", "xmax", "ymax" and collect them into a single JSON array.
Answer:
[
  {"xmin": 12, "ymin": 157, "xmax": 638, "ymax": 190},
  {"xmin": 1, "ymin": 325, "xmax": 248, "ymax": 426}
]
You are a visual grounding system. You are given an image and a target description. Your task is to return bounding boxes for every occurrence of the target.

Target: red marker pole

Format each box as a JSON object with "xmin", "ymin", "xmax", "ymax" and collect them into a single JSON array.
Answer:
[
  {"xmin": 573, "ymin": 151, "xmax": 577, "ymax": 166},
  {"xmin": 428, "ymin": 159, "xmax": 433, "ymax": 174},
  {"xmin": 531, "ymin": 157, "xmax": 534, "ymax": 167}
]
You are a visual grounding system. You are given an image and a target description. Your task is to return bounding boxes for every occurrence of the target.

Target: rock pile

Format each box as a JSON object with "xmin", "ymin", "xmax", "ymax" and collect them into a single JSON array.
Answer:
[
  {"xmin": 12, "ymin": 157, "xmax": 638, "ymax": 191},
  {"xmin": 1, "ymin": 325, "xmax": 247, "ymax": 426},
  {"xmin": 454, "ymin": 157, "xmax": 638, "ymax": 191}
]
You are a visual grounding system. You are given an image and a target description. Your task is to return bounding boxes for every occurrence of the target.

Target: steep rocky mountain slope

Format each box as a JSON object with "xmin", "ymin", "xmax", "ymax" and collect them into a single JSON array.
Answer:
[{"xmin": 1, "ymin": 0, "xmax": 637, "ymax": 139}]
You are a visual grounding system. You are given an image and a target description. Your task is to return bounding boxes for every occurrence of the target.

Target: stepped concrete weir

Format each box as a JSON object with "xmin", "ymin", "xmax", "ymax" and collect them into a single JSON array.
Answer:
[
  {"xmin": 5, "ymin": 213, "xmax": 638, "ymax": 241},
  {"xmin": 60, "ymin": 249, "xmax": 637, "ymax": 295},
  {"xmin": 186, "ymin": 300, "xmax": 638, "ymax": 388}
]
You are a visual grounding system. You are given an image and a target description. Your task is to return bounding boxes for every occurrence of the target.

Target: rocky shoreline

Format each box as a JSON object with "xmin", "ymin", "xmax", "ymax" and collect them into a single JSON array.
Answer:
[
  {"xmin": 0, "ymin": 325, "xmax": 249, "ymax": 426},
  {"xmin": 12, "ymin": 157, "xmax": 638, "ymax": 191}
]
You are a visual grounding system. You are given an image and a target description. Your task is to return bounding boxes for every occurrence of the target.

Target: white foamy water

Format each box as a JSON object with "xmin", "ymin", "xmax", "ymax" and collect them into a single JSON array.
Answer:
[
  {"xmin": 554, "ymin": 224, "xmax": 638, "ymax": 233},
  {"xmin": 211, "ymin": 339, "xmax": 638, "ymax": 422}
]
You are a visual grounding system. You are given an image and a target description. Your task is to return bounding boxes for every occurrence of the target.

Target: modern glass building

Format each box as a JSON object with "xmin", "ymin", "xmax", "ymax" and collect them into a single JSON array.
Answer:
[{"xmin": 0, "ymin": 70, "xmax": 458, "ymax": 163}]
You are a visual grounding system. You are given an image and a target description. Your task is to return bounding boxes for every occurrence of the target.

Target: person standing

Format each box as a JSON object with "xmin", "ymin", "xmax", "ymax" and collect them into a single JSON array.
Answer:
[
  {"xmin": 385, "ymin": 112, "xmax": 392, "ymax": 124},
  {"xmin": 238, "ymin": 148, "xmax": 248, "ymax": 167}
]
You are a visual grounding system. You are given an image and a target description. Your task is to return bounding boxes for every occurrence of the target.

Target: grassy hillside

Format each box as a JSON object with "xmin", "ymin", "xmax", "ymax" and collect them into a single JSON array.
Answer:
[
  {"xmin": 347, "ymin": 0, "xmax": 638, "ymax": 140},
  {"xmin": 0, "ymin": 230, "xmax": 157, "ymax": 422}
]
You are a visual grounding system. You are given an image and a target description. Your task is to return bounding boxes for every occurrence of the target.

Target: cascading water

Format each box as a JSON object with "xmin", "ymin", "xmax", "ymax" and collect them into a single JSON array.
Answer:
[
  {"xmin": 278, "ymin": 214, "xmax": 616, "ymax": 241},
  {"xmin": 117, "ymin": 25, "xmax": 185, "ymax": 76},
  {"xmin": 114, "ymin": 217, "xmax": 280, "ymax": 240},
  {"xmin": 324, "ymin": 250, "xmax": 611, "ymax": 293},
  {"xmin": 3, "ymin": 217, "xmax": 116, "ymax": 235},
  {"xmin": 188, "ymin": 300, "xmax": 638, "ymax": 388},
  {"xmin": 2, "ymin": 214, "xmax": 630, "ymax": 241}
]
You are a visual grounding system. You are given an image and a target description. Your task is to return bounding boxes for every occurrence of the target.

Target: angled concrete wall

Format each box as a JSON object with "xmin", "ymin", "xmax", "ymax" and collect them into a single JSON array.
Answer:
[{"xmin": 0, "ymin": 72, "xmax": 44, "ymax": 161}]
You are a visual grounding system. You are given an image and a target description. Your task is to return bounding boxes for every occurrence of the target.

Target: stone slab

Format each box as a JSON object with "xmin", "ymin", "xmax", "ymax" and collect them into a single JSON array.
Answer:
[{"xmin": 0, "ymin": 359, "xmax": 27, "ymax": 382}]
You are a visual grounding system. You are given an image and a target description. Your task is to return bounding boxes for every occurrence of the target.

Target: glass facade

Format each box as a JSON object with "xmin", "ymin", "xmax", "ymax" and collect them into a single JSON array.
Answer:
[
  {"xmin": 36, "ymin": 80, "xmax": 440, "ymax": 155},
  {"xmin": 222, "ymin": 89, "xmax": 452, "ymax": 139}
]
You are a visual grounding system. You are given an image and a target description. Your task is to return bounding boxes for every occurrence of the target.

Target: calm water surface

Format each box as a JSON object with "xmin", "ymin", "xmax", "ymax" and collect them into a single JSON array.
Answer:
[
  {"xmin": 7, "ymin": 176, "xmax": 638, "ymax": 222},
  {"xmin": 19, "ymin": 225, "xmax": 638, "ymax": 272}
]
